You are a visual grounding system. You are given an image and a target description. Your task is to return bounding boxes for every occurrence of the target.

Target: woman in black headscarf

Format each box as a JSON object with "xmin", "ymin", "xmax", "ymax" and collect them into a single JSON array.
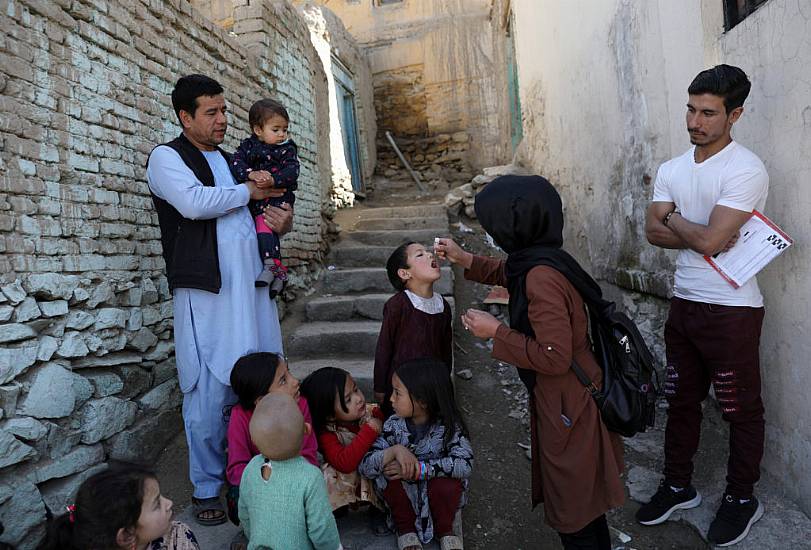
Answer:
[{"xmin": 436, "ymin": 175, "xmax": 624, "ymax": 550}]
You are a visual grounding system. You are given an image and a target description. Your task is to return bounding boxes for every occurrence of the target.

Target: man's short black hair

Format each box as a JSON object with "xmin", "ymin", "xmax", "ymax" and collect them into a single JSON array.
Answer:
[
  {"xmin": 171, "ymin": 74, "xmax": 224, "ymax": 124},
  {"xmin": 688, "ymin": 64, "xmax": 751, "ymax": 113}
]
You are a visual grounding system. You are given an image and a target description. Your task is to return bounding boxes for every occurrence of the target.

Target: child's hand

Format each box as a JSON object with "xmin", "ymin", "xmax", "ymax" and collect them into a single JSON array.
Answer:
[
  {"xmin": 394, "ymin": 446, "xmax": 418, "ymax": 480},
  {"xmin": 434, "ymin": 238, "xmax": 473, "ymax": 269},
  {"xmin": 383, "ymin": 460, "xmax": 403, "ymax": 480},
  {"xmin": 248, "ymin": 170, "xmax": 274, "ymax": 186},
  {"xmin": 364, "ymin": 416, "xmax": 383, "ymax": 434},
  {"xmin": 461, "ymin": 308, "xmax": 502, "ymax": 339}
]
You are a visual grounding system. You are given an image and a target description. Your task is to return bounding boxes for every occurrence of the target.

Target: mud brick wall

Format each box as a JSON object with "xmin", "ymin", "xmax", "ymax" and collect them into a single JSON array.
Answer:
[{"xmin": 0, "ymin": 0, "xmax": 330, "ymax": 546}]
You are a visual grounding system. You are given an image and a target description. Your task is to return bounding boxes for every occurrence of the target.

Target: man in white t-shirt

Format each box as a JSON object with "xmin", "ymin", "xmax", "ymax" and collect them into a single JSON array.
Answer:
[{"xmin": 637, "ymin": 65, "xmax": 768, "ymax": 547}]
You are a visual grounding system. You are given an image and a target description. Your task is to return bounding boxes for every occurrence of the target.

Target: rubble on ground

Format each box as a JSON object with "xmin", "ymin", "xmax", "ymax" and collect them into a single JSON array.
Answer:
[{"xmin": 444, "ymin": 163, "xmax": 531, "ymax": 217}]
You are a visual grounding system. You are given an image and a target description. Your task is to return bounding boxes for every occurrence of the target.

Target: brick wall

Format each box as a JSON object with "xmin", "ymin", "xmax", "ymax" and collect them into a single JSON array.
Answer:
[{"xmin": 0, "ymin": 0, "xmax": 331, "ymax": 546}]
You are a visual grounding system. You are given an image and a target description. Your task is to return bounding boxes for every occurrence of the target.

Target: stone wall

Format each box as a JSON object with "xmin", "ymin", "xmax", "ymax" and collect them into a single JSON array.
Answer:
[
  {"xmin": 0, "ymin": 0, "xmax": 333, "ymax": 546},
  {"xmin": 509, "ymin": 0, "xmax": 811, "ymax": 515},
  {"xmin": 377, "ymin": 131, "xmax": 473, "ymax": 185}
]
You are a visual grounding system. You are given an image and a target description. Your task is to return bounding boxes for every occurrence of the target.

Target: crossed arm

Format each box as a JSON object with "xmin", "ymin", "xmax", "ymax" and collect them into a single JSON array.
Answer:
[{"xmin": 645, "ymin": 201, "xmax": 750, "ymax": 256}]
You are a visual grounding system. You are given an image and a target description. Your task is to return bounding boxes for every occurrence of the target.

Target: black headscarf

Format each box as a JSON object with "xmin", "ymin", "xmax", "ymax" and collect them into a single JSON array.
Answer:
[{"xmin": 474, "ymin": 175, "xmax": 610, "ymax": 392}]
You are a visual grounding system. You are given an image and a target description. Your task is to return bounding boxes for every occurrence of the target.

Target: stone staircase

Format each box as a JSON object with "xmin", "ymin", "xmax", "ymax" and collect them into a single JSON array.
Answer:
[
  {"xmin": 287, "ymin": 203, "xmax": 453, "ymax": 398},
  {"xmin": 284, "ymin": 202, "xmax": 456, "ymax": 549}
]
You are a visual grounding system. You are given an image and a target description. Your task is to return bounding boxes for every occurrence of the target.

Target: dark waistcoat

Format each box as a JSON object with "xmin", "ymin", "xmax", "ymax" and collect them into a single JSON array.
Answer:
[{"xmin": 148, "ymin": 133, "xmax": 232, "ymax": 293}]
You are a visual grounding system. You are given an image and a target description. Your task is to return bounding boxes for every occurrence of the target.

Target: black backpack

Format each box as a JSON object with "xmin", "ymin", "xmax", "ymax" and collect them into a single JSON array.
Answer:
[{"xmin": 570, "ymin": 302, "xmax": 658, "ymax": 437}]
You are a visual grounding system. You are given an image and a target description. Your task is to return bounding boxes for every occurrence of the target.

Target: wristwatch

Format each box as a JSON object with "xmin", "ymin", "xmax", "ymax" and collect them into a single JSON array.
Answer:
[{"xmin": 663, "ymin": 209, "xmax": 678, "ymax": 226}]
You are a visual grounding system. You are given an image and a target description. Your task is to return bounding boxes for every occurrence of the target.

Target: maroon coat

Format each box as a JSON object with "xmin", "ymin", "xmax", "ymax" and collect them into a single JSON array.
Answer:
[
  {"xmin": 373, "ymin": 291, "xmax": 453, "ymax": 414},
  {"xmin": 467, "ymin": 255, "xmax": 625, "ymax": 533}
]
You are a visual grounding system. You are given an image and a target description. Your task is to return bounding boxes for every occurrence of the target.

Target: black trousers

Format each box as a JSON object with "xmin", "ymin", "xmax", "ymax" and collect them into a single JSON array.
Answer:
[{"xmin": 558, "ymin": 514, "xmax": 610, "ymax": 550}]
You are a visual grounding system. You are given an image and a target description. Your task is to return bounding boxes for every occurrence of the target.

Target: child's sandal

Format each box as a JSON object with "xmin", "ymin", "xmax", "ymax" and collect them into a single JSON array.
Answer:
[
  {"xmin": 397, "ymin": 532, "xmax": 422, "ymax": 550},
  {"xmin": 440, "ymin": 535, "xmax": 464, "ymax": 550}
]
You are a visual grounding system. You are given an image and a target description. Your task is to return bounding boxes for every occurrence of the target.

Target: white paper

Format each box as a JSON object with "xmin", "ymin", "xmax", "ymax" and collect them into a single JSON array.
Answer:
[{"xmin": 704, "ymin": 210, "xmax": 793, "ymax": 288}]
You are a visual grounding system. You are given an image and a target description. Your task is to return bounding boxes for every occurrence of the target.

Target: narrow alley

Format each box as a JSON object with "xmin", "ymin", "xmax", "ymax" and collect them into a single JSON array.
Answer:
[{"xmin": 1, "ymin": 1, "xmax": 810, "ymax": 549}]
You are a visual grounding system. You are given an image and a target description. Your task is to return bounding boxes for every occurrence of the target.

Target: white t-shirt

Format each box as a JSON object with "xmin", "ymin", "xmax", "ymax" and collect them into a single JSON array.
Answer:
[{"xmin": 652, "ymin": 141, "xmax": 769, "ymax": 307}]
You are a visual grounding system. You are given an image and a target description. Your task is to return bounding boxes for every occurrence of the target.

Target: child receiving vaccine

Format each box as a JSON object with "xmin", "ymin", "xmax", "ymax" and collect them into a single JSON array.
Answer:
[
  {"xmin": 231, "ymin": 98, "xmax": 299, "ymax": 296},
  {"xmin": 225, "ymin": 352, "xmax": 318, "ymax": 525},
  {"xmin": 239, "ymin": 393, "xmax": 342, "ymax": 549},
  {"xmin": 37, "ymin": 464, "xmax": 199, "ymax": 550},
  {"xmin": 300, "ymin": 367, "xmax": 387, "ymax": 531},
  {"xmin": 375, "ymin": 242, "xmax": 453, "ymax": 416},
  {"xmin": 359, "ymin": 359, "xmax": 472, "ymax": 550}
]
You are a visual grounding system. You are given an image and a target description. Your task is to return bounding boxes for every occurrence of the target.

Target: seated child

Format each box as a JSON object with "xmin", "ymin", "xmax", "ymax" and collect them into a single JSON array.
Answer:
[
  {"xmin": 359, "ymin": 359, "xmax": 472, "ymax": 550},
  {"xmin": 37, "ymin": 463, "xmax": 199, "ymax": 550},
  {"xmin": 226, "ymin": 352, "xmax": 318, "ymax": 524},
  {"xmin": 375, "ymin": 242, "xmax": 453, "ymax": 416},
  {"xmin": 300, "ymin": 367, "xmax": 387, "ymax": 528},
  {"xmin": 231, "ymin": 98, "xmax": 299, "ymax": 297},
  {"xmin": 239, "ymin": 393, "xmax": 342, "ymax": 550}
]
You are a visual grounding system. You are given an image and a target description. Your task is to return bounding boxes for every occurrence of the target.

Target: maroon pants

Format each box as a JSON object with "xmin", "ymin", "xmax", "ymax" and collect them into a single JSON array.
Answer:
[
  {"xmin": 663, "ymin": 297, "xmax": 765, "ymax": 499},
  {"xmin": 382, "ymin": 478, "xmax": 463, "ymax": 537}
]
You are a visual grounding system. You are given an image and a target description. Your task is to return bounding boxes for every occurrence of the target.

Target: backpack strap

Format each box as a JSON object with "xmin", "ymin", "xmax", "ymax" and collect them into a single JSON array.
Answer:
[{"xmin": 571, "ymin": 359, "xmax": 600, "ymax": 397}]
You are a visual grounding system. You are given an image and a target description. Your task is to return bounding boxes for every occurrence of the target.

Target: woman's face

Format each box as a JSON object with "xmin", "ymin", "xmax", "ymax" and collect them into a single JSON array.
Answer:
[
  {"xmin": 333, "ymin": 374, "xmax": 366, "ymax": 423},
  {"xmin": 267, "ymin": 359, "xmax": 300, "ymax": 400},
  {"xmin": 134, "ymin": 478, "xmax": 173, "ymax": 547}
]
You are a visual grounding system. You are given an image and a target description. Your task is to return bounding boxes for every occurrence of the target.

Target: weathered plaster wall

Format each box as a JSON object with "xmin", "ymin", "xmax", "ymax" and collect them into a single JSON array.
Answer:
[
  {"xmin": 196, "ymin": 0, "xmax": 377, "ymax": 202},
  {"xmin": 296, "ymin": 2, "xmax": 377, "ymax": 202},
  {"xmin": 510, "ymin": 0, "xmax": 811, "ymax": 514},
  {"xmin": 310, "ymin": 0, "xmax": 513, "ymax": 176},
  {"xmin": 715, "ymin": 0, "xmax": 811, "ymax": 515},
  {"xmin": 0, "ymin": 0, "xmax": 331, "ymax": 546}
]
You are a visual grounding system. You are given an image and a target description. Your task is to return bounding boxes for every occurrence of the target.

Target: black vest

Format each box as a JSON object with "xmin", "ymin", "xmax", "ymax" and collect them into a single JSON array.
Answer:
[{"xmin": 148, "ymin": 133, "xmax": 232, "ymax": 293}]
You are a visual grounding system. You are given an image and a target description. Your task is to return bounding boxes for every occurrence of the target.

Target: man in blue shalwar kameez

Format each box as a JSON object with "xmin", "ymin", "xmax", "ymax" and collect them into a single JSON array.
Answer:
[{"xmin": 146, "ymin": 75, "xmax": 294, "ymax": 526}]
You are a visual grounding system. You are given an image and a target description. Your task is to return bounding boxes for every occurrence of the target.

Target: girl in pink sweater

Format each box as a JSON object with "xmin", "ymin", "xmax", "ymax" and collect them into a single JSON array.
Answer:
[{"xmin": 225, "ymin": 352, "xmax": 318, "ymax": 525}]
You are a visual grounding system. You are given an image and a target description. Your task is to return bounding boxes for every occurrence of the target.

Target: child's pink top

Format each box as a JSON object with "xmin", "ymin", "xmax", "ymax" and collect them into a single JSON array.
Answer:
[{"xmin": 226, "ymin": 396, "xmax": 319, "ymax": 486}]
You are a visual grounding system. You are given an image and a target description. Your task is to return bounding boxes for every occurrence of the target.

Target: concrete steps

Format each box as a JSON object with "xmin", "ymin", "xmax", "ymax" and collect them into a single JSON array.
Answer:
[
  {"xmin": 291, "ymin": 358, "xmax": 375, "ymax": 396},
  {"xmin": 321, "ymin": 266, "xmax": 453, "ymax": 295},
  {"xmin": 356, "ymin": 204, "xmax": 446, "ymax": 219},
  {"xmin": 328, "ymin": 244, "xmax": 392, "ymax": 267},
  {"xmin": 306, "ymin": 294, "xmax": 455, "ymax": 322},
  {"xmin": 355, "ymin": 216, "xmax": 448, "ymax": 231},
  {"xmin": 287, "ymin": 321, "xmax": 381, "ymax": 357},
  {"xmin": 343, "ymin": 228, "xmax": 438, "ymax": 246}
]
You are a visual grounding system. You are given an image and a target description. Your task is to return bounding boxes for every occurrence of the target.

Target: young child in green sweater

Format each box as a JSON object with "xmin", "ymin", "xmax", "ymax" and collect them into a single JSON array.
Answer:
[{"xmin": 238, "ymin": 393, "xmax": 343, "ymax": 550}]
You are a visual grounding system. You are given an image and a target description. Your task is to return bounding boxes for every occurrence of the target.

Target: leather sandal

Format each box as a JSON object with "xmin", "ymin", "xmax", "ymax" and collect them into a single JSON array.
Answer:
[{"xmin": 192, "ymin": 496, "xmax": 227, "ymax": 526}]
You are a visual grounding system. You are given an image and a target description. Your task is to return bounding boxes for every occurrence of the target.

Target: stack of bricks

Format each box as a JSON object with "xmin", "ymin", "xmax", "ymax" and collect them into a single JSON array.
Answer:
[{"xmin": 0, "ymin": 0, "xmax": 333, "ymax": 546}]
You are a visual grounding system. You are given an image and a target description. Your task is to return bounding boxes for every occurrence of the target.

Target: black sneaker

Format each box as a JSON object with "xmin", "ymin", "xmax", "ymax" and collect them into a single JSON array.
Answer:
[
  {"xmin": 707, "ymin": 494, "xmax": 763, "ymax": 546},
  {"xmin": 636, "ymin": 480, "xmax": 702, "ymax": 525}
]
